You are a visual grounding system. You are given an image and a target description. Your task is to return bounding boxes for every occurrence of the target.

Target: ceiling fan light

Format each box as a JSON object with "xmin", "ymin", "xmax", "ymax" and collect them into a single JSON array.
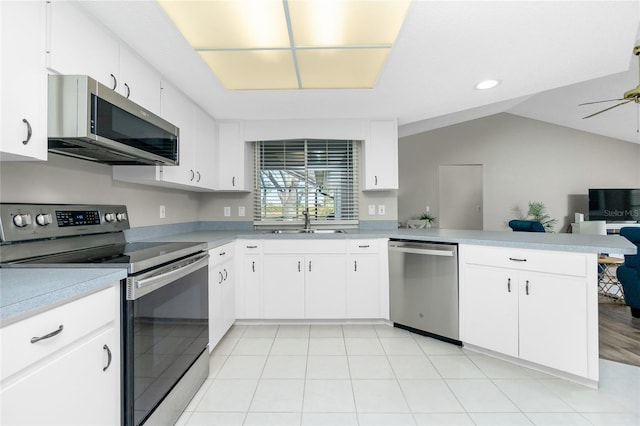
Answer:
[{"xmin": 475, "ymin": 79, "xmax": 501, "ymax": 90}]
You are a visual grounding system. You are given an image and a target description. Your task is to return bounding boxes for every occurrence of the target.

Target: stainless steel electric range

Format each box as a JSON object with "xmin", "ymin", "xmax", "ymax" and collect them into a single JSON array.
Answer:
[{"xmin": 0, "ymin": 203, "xmax": 209, "ymax": 426}]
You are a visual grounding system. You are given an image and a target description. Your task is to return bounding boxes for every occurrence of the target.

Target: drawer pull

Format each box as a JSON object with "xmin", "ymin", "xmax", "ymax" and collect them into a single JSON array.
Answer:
[
  {"xmin": 219, "ymin": 251, "xmax": 226, "ymax": 256},
  {"xmin": 358, "ymin": 245, "xmax": 370, "ymax": 248},
  {"xmin": 31, "ymin": 325, "xmax": 64, "ymax": 344},
  {"xmin": 103, "ymin": 344, "xmax": 112, "ymax": 372},
  {"xmin": 246, "ymin": 245, "xmax": 258, "ymax": 249},
  {"xmin": 509, "ymin": 257, "xmax": 527, "ymax": 262}
]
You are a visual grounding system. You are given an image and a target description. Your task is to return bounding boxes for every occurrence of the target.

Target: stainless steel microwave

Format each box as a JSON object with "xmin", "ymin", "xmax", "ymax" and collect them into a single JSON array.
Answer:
[{"xmin": 48, "ymin": 75, "xmax": 179, "ymax": 165}]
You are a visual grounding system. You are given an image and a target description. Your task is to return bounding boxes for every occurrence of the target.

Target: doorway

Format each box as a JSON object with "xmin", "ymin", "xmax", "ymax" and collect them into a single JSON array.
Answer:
[{"xmin": 438, "ymin": 165, "xmax": 483, "ymax": 230}]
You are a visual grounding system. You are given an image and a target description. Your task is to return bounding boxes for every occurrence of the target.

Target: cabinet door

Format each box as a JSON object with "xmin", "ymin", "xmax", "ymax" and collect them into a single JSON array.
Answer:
[
  {"xmin": 262, "ymin": 255, "xmax": 304, "ymax": 319},
  {"xmin": 47, "ymin": 1, "xmax": 119, "ymax": 89},
  {"xmin": 1, "ymin": 328, "xmax": 119, "ymax": 426},
  {"xmin": 0, "ymin": 0, "xmax": 47, "ymax": 161},
  {"xmin": 363, "ymin": 120, "xmax": 398, "ymax": 190},
  {"xmin": 305, "ymin": 255, "xmax": 347, "ymax": 319},
  {"xmin": 518, "ymin": 273, "xmax": 588, "ymax": 377},
  {"xmin": 160, "ymin": 81, "xmax": 194, "ymax": 185},
  {"xmin": 118, "ymin": 46, "xmax": 161, "ymax": 115},
  {"xmin": 192, "ymin": 106, "xmax": 217, "ymax": 190},
  {"xmin": 459, "ymin": 265, "xmax": 518, "ymax": 357},
  {"xmin": 221, "ymin": 259, "xmax": 235, "ymax": 333},
  {"xmin": 348, "ymin": 255, "xmax": 380, "ymax": 318},
  {"xmin": 216, "ymin": 121, "xmax": 248, "ymax": 191},
  {"xmin": 240, "ymin": 254, "xmax": 262, "ymax": 319}
]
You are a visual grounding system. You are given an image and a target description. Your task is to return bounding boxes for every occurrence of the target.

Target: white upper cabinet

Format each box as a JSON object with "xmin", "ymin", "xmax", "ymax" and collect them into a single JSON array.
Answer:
[
  {"xmin": 216, "ymin": 121, "xmax": 251, "ymax": 191},
  {"xmin": 193, "ymin": 106, "xmax": 217, "ymax": 189},
  {"xmin": 363, "ymin": 120, "xmax": 398, "ymax": 190},
  {"xmin": 118, "ymin": 46, "xmax": 161, "ymax": 115},
  {"xmin": 0, "ymin": 0, "xmax": 48, "ymax": 161}
]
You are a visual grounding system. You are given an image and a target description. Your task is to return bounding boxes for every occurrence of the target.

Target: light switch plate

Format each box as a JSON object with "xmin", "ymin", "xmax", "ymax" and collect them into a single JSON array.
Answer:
[
  {"xmin": 159, "ymin": 205, "xmax": 166, "ymax": 218},
  {"xmin": 224, "ymin": 206, "xmax": 231, "ymax": 217},
  {"xmin": 238, "ymin": 206, "xmax": 246, "ymax": 217},
  {"xmin": 368, "ymin": 204, "xmax": 376, "ymax": 215},
  {"xmin": 378, "ymin": 204, "xmax": 386, "ymax": 216}
]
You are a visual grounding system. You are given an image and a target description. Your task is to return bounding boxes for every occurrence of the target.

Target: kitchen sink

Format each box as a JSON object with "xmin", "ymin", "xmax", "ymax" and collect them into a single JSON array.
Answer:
[{"xmin": 270, "ymin": 229, "xmax": 346, "ymax": 234}]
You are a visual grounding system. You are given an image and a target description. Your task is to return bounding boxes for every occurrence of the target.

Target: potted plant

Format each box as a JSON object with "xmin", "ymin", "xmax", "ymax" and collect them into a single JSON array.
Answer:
[
  {"xmin": 511, "ymin": 201, "xmax": 557, "ymax": 232},
  {"xmin": 407, "ymin": 212, "xmax": 437, "ymax": 229}
]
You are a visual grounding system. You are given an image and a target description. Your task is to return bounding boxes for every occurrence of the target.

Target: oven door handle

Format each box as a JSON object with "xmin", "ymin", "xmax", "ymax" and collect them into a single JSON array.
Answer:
[{"xmin": 127, "ymin": 252, "xmax": 209, "ymax": 300}]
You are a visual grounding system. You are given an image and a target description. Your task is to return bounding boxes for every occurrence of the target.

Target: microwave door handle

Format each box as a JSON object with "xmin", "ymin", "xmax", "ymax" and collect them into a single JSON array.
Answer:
[{"xmin": 128, "ymin": 253, "xmax": 209, "ymax": 299}]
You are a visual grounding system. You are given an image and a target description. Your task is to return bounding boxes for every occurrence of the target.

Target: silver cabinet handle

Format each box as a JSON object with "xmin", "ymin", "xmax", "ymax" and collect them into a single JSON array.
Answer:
[
  {"xmin": 358, "ymin": 245, "xmax": 370, "ymax": 248},
  {"xmin": 110, "ymin": 73, "xmax": 117, "ymax": 90},
  {"xmin": 246, "ymin": 245, "xmax": 258, "ymax": 249},
  {"xmin": 507, "ymin": 277, "xmax": 511, "ymax": 292},
  {"xmin": 22, "ymin": 118, "xmax": 32, "ymax": 145},
  {"xmin": 252, "ymin": 261, "xmax": 255, "ymax": 272},
  {"xmin": 374, "ymin": 175, "xmax": 378, "ymax": 185},
  {"xmin": 197, "ymin": 171, "xmax": 201, "ymax": 182},
  {"xmin": 509, "ymin": 257, "xmax": 527, "ymax": 262},
  {"xmin": 232, "ymin": 176, "xmax": 236, "ymax": 187},
  {"xmin": 103, "ymin": 344, "xmax": 112, "ymax": 372},
  {"xmin": 354, "ymin": 260, "xmax": 357, "ymax": 272},
  {"xmin": 124, "ymin": 83, "xmax": 130, "ymax": 98},
  {"xmin": 223, "ymin": 268, "xmax": 228, "ymax": 280},
  {"xmin": 31, "ymin": 325, "xmax": 64, "ymax": 343},
  {"xmin": 308, "ymin": 260, "xmax": 312, "ymax": 272},
  {"xmin": 298, "ymin": 261, "xmax": 301, "ymax": 272},
  {"xmin": 525, "ymin": 280, "xmax": 530, "ymax": 295},
  {"xmin": 219, "ymin": 271, "xmax": 224, "ymax": 284},
  {"xmin": 219, "ymin": 251, "xmax": 226, "ymax": 256},
  {"xmin": 190, "ymin": 169, "xmax": 195, "ymax": 181}
]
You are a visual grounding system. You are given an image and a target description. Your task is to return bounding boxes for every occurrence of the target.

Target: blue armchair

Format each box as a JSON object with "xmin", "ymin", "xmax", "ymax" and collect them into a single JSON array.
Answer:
[
  {"xmin": 508, "ymin": 220, "xmax": 545, "ymax": 232},
  {"xmin": 616, "ymin": 227, "xmax": 640, "ymax": 318}
]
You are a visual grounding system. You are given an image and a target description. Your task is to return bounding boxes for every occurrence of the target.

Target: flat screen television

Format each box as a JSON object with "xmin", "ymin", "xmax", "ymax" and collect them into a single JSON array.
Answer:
[{"xmin": 588, "ymin": 188, "xmax": 640, "ymax": 222}]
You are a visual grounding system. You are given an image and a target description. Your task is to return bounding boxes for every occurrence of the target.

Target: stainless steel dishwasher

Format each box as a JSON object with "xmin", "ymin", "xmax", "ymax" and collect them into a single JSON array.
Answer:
[{"xmin": 388, "ymin": 240, "xmax": 460, "ymax": 344}]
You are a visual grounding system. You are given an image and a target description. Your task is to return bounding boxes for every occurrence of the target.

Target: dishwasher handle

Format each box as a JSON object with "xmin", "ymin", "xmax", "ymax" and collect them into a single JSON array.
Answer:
[{"xmin": 388, "ymin": 244, "xmax": 455, "ymax": 257}]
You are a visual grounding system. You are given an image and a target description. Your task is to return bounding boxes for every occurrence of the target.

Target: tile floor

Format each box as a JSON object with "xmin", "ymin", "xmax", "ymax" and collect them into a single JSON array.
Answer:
[{"xmin": 176, "ymin": 324, "xmax": 640, "ymax": 426}]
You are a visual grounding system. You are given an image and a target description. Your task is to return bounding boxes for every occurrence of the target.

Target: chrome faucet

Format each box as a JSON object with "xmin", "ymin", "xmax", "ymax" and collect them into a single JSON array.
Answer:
[{"xmin": 302, "ymin": 208, "xmax": 311, "ymax": 231}]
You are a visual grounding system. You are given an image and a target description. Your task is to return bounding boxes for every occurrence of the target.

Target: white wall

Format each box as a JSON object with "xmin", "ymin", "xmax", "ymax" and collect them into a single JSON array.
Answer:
[
  {"xmin": 398, "ymin": 113, "xmax": 640, "ymax": 232},
  {"xmin": 0, "ymin": 155, "xmax": 200, "ymax": 227}
]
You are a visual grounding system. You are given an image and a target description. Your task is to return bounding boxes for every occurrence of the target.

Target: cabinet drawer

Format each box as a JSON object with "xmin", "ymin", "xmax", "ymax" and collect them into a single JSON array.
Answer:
[
  {"xmin": 460, "ymin": 245, "xmax": 587, "ymax": 277},
  {"xmin": 1, "ymin": 287, "xmax": 116, "ymax": 380},
  {"xmin": 238, "ymin": 240, "xmax": 262, "ymax": 253},
  {"xmin": 210, "ymin": 242, "xmax": 235, "ymax": 266},
  {"xmin": 349, "ymin": 239, "xmax": 380, "ymax": 253},
  {"xmin": 263, "ymin": 239, "xmax": 346, "ymax": 254}
]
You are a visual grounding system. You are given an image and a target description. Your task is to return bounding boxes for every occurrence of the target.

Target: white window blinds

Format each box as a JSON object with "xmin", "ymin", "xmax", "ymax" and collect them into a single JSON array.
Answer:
[{"xmin": 254, "ymin": 139, "xmax": 359, "ymax": 226}]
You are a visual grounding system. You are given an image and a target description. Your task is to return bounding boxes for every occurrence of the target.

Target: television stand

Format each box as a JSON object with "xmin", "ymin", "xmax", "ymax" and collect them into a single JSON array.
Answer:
[{"xmin": 605, "ymin": 222, "xmax": 640, "ymax": 234}]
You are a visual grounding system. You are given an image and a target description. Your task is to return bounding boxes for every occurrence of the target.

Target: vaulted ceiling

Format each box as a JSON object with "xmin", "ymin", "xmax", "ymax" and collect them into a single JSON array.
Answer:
[{"xmin": 81, "ymin": 1, "xmax": 640, "ymax": 143}]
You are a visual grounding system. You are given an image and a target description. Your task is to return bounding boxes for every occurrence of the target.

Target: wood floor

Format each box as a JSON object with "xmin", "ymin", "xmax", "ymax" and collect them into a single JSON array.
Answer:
[{"xmin": 599, "ymin": 302, "xmax": 640, "ymax": 367}]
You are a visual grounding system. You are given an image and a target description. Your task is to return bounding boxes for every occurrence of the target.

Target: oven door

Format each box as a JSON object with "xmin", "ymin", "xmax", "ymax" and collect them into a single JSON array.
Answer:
[{"xmin": 123, "ymin": 252, "xmax": 209, "ymax": 426}]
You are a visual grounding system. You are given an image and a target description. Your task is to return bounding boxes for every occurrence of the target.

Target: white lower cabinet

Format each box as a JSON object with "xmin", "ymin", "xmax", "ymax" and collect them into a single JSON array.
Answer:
[
  {"xmin": 304, "ymin": 255, "xmax": 347, "ymax": 319},
  {"xmin": 236, "ymin": 240, "xmax": 262, "ymax": 319},
  {"xmin": 348, "ymin": 254, "xmax": 381, "ymax": 318},
  {"xmin": 209, "ymin": 243, "xmax": 235, "ymax": 350},
  {"xmin": 0, "ymin": 286, "xmax": 120, "ymax": 425},
  {"xmin": 459, "ymin": 244, "xmax": 595, "ymax": 379}
]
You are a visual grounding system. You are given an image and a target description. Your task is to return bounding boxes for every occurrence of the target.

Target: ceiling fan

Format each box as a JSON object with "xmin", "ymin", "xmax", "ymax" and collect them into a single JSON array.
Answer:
[{"xmin": 579, "ymin": 45, "xmax": 640, "ymax": 119}]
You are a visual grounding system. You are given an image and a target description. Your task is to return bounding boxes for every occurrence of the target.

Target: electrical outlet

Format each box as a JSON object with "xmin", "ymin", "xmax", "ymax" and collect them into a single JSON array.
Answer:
[
  {"xmin": 238, "ymin": 206, "xmax": 246, "ymax": 217},
  {"xmin": 378, "ymin": 204, "xmax": 386, "ymax": 216},
  {"xmin": 426, "ymin": 205, "xmax": 430, "ymax": 213},
  {"xmin": 368, "ymin": 204, "xmax": 376, "ymax": 215},
  {"xmin": 224, "ymin": 206, "xmax": 231, "ymax": 217},
  {"xmin": 159, "ymin": 205, "xmax": 166, "ymax": 218}
]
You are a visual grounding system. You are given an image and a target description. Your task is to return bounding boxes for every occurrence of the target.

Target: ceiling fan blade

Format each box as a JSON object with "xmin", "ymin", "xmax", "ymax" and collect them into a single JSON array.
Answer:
[
  {"xmin": 581, "ymin": 99, "xmax": 634, "ymax": 119},
  {"xmin": 578, "ymin": 98, "xmax": 625, "ymax": 106}
]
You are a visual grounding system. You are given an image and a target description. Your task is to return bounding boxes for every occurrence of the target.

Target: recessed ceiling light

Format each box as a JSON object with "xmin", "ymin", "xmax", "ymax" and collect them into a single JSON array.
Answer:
[{"xmin": 475, "ymin": 79, "xmax": 501, "ymax": 90}]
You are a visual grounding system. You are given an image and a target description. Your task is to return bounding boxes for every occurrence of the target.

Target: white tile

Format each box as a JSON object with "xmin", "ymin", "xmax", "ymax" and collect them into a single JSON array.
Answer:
[
  {"xmin": 243, "ymin": 412, "xmax": 301, "ymax": 426},
  {"xmin": 388, "ymin": 355, "xmax": 441, "ymax": 379},
  {"xmin": 249, "ymin": 379, "xmax": 304, "ymax": 412},
  {"xmin": 308, "ymin": 337, "xmax": 346, "ymax": 355},
  {"xmin": 540, "ymin": 378, "xmax": 631, "ymax": 413},
  {"xmin": 270, "ymin": 337, "xmax": 309, "ymax": 355},
  {"xmin": 303, "ymin": 379, "xmax": 356, "ymax": 412},
  {"xmin": 467, "ymin": 354, "xmax": 535, "ymax": 379},
  {"xmin": 348, "ymin": 355, "xmax": 395, "ymax": 379},
  {"xmin": 301, "ymin": 412, "xmax": 358, "ymax": 426},
  {"xmin": 277, "ymin": 324, "xmax": 310, "ymax": 337},
  {"xmin": 242, "ymin": 324, "xmax": 279, "ymax": 337},
  {"xmin": 342, "ymin": 324, "xmax": 378, "ymax": 337},
  {"xmin": 345, "ymin": 337, "xmax": 385, "ymax": 355},
  {"xmin": 580, "ymin": 412, "xmax": 640, "ymax": 425},
  {"xmin": 446, "ymin": 379, "xmax": 519, "ymax": 412},
  {"xmin": 224, "ymin": 324, "xmax": 247, "ymax": 339},
  {"xmin": 175, "ymin": 410, "xmax": 191, "ymax": 426},
  {"xmin": 185, "ymin": 412, "xmax": 245, "ymax": 426},
  {"xmin": 196, "ymin": 379, "xmax": 257, "ymax": 412},
  {"xmin": 468, "ymin": 412, "xmax": 533, "ymax": 425},
  {"xmin": 310, "ymin": 324, "xmax": 344, "ymax": 337},
  {"xmin": 375, "ymin": 324, "xmax": 411, "ymax": 337},
  {"xmin": 208, "ymin": 355, "xmax": 228, "ymax": 378},
  {"xmin": 307, "ymin": 355, "xmax": 350, "ymax": 379},
  {"xmin": 358, "ymin": 413, "xmax": 417, "ymax": 425},
  {"xmin": 523, "ymin": 412, "xmax": 591, "ymax": 425},
  {"xmin": 379, "ymin": 337, "xmax": 424, "ymax": 355},
  {"xmin": 352, "ymin": 379, "xmax": 410, "ymax": 413},
  {"xmin": 493, "ymin": 379, "xmax": 573, "ymax": 412},
  {"xmin": 413, "ymin": 413, "xmax": 475, "ymax": 425},
  {"xmin": 184, "ymin": 378, "xmax": 213, "ymax": 411},
  {"xmin": 211, "ymin": 336, "xmax": 239, "ymax": 355},
  {"xmin": 230, "ymin": 337, "xmax": 273, "ymax": 355},
  {"xmin": 398, "ymin": 379, "xmax": 465, "ymax": 413},
  {"xmin": 262, "ymin": 355, "xmax": 307, "ymax": 379},
  {"xmin": 413, "ymin": 335, "xmax": 463, "ymax": 355},
  {"xmin": 429, "ymin": 355, "xmax": 486, "ymax": 379},
  {"xmin": 216, "ymin": 355, "xmax": 266, "ymax": 379}
]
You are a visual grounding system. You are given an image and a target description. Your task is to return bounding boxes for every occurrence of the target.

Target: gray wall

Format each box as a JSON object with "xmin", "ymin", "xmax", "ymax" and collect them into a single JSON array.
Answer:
[
  {"xmin": 0, "ymin": 155, "xmax": 200, "ymax": 228},
  {"xmin": 398, "ymin": 113, "xmax": 640, "ymax": 232}
]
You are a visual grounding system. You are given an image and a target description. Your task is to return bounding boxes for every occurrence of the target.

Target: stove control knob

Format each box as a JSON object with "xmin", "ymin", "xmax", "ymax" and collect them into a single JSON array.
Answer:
[
  {"xmin": 13, "ymin": 213, "xmax": 32, "ymax": 228},
  {"xmin": 36, "ymin": 213, "xmax": 53, "ymax": 226},
  {"xmin": 104, "ymin": 213, "xmax": 117, "ymax": 223},
  {"xmin": 116, "ymin": 212, "xmax": 127, "ymax": 222}
]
